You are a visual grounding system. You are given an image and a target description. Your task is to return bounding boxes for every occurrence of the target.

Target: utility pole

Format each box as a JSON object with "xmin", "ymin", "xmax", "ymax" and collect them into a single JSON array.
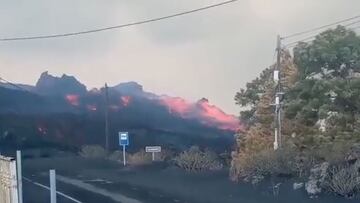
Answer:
[
  {"xmin": 104, "ymin": 83, "xmax": 110, "ymax": 152},
  {"xmin": 273, "ymin": 35, "xmax": 284, "ymax": 150}
]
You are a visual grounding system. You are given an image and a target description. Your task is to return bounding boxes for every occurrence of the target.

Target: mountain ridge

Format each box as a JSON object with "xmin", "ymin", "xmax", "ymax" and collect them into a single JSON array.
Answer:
[{"xmin": 0, "ymin": 71, "xmax": 240, "ymax": 132}]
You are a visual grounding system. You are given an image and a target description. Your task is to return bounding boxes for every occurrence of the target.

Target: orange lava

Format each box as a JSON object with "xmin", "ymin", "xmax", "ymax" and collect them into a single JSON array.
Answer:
[
  {"xmin": 65, "ymin": 94, "xmax": 80, "ymax": 106},
  {"xmin": 121, "ymin": 96, "xmax": 131, "ymax": 107},
  {"xmin": 197, "ymin": 99, "xmax": 240, "ymax": 131},
  {"xmin": 159, "ymin": 96, "xmax": 240, "ymax": 131},
  {"xmin": 159, "ymin": 96, "xmax": 191, "ymax": 115}
]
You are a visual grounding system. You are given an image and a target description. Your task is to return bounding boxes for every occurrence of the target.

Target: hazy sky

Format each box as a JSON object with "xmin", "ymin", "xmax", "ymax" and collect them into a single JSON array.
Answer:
[{"xmin": 1, "ymin": 0, "xmax": 359, "ymax": 114}]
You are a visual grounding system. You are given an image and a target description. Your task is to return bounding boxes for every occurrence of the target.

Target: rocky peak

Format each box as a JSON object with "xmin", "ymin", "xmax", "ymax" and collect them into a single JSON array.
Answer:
[
  {"xmin": 35, "ymin": 71, "xmax": 87, "ymax": 96},
  {"xmin": 112, "ymin": 81, "xmax": 143, "ymax": 95}
]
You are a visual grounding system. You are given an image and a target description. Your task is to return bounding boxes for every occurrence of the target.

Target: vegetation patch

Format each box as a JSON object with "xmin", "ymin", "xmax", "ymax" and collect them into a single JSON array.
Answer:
[
  {"xmin": 80, "ymin": 145, "xmax": 107, "ymax": 159},
  {"xmin": 231, "ymin": 26, "xmax": 360, "ymax": 198},
  {"xmin": 174, "ymin": 146, "xmax": 223, "ymax": 172},
  {"xmin": 323, "ymin": 164, "xmax": 360, "ymax": 198}
]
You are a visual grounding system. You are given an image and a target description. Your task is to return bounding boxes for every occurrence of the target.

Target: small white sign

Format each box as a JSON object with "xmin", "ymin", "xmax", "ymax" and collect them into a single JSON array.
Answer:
[
  {"xmin": 120, "ymin": 134, "xmax": 127, "ymax": 140},
  {"xmin": 275, "ymin": 96, "xmax": 280, "ymax": 105},
  {"xmin": 274, "ymin": 70, "xmax": 279, "ymax": 81},
  {"xmin": 145, "ymin": 146, "xmax": 161, "ymax": 153},
  {"xmin": 145, "ymin": 146, "xmax": 161, "ymax": 161}
]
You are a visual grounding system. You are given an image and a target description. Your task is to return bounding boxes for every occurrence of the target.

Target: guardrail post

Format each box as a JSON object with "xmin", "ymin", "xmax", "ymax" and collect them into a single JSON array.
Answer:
[{"xmin": 50, "ymin": 169, "xmax": 57, "ymax": 203}]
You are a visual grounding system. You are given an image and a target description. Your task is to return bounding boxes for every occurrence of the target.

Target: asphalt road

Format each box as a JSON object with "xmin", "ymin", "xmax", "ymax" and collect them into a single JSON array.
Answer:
[
  {"xmin": 22, "ymin": 156, "xmax": 359, "ymax": 203},
  {"xmin": 23, "ymin": 175, "xmax": 121, "ymax": 203}
]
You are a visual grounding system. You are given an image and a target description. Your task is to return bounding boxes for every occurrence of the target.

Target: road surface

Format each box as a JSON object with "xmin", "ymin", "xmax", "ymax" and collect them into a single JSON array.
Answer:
[{"xmin": 23, "ymin": 175, "xmax": 122, "ymax": 203}]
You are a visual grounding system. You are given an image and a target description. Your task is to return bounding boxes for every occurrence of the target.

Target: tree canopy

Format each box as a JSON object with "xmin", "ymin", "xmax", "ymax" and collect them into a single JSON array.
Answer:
[{"xmin": 231, "ymin": 26, "xmax": 360, "ymax": 181}]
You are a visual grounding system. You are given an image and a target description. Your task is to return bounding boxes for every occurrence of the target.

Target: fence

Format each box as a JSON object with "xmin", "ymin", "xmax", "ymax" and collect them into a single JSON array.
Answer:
[
  {"xmin": 0, "ymin": 156, "xmax": 18, "ymax": 203},
  {"xmin": 1, "ymin": 152, "xmax": 81, "ymax": 203}
]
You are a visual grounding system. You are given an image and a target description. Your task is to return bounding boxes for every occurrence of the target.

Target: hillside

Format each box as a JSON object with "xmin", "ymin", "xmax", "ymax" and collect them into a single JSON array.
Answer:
[{"xmin": 0, "ymin": 73, "xmax": 239, "ymax": 152}]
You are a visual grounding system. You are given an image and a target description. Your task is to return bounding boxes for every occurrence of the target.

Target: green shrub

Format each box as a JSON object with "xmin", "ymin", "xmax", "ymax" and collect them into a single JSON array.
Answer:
[
  {"xmin": 318, "ymin": 141, "xmax": 353, "ymax": 164},
  {"xmin": 230, "ymin": 147, "xmax": 298, "ymax": 181},
  {"xmin": 174, "ymin": 146, "xmax": 223, "ymax": 172}
]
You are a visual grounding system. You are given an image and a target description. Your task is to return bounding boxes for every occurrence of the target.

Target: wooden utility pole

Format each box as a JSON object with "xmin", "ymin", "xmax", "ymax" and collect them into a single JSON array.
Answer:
[
  {"xmin": 273, "ymin": 35, "xmax": 284, "ymax": 150},
  {"xmin": 104, "ymin": 83, "xmax": 110, "ymax": 152}
]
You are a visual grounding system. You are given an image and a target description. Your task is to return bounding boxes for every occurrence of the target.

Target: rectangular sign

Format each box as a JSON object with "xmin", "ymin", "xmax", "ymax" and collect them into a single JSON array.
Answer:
[
  {"xmin": 145, "ymin": 146, "xmax": 161, "ymax": 153},
  {"xmin": 118, "ymin": 132, "xmax": 129, "ymax": 146},
  {"xmin": 274, "ymin": 70, "xmax": 279, "ymax": 81}
]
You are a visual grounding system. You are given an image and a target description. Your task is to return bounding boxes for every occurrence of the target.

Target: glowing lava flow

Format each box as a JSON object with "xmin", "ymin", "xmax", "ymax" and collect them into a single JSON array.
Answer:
[
  {"xmin": 159, "ymin": 96, "xmax": 190, "ymax": 115},
  {"xmin": 121, "ymin": 96, "xmax": 131, "ymax": 107},
  {"xmin": 196, "ymin": 99, "xmax": 240, "ymax": 131},
  {"xmin": 65, "ymin": 94, "xmax": 80, "ymax": 106},
  {"xmin": 159, "ymin": 96, "xmax": 240, "ymax": 131}
]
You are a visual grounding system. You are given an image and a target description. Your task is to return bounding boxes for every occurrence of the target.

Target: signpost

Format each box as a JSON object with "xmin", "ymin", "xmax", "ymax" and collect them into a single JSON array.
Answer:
[
  {"xmin": 145, "ymin": 146, "xmax": 161, "ymax": 161},
  {"xmin": 119, "ymin": 132, "xmax": 129, "ymax": 166}
]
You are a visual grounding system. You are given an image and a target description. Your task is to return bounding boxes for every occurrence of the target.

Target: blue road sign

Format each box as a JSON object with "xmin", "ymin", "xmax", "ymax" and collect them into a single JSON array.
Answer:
[{"xmin": 119, "ymin": 132, "xmax": 129, "ymax": 146}]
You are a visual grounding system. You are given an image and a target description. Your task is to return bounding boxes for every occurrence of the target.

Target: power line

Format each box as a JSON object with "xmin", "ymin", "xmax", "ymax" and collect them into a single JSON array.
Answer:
[
  {"xmin": 343, "ymin": 19, "xmax": 360, "ymax": 27},
  {"xmin": 350, "ymin": 25, "xmax": 360, "ymax": 30},
  {"xmin": 284, "ymin": 35, "xmax": 317, "ymax": 47},
  {"xmin": 0, "ymin": 0, "xmax": 238, "ymax": 42},
  {"xmin": 284, "ymin": 20, "xmax": 360, "ymax": 48},
  {"xmin": 282, "ymin": 14, "xmax": 360, "ymax": 40}
]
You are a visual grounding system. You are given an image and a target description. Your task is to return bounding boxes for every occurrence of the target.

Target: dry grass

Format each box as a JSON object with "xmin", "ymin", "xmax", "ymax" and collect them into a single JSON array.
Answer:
[
  {"xmin": 128, "ymin": 150, "xmax": 152, "ymax": 165},
  {"xmin": 323, "ymin": 164, "xmax": 360, "ymax": 198},
  {"xmin": 79, "ymin": 145, "xmax": 107, "ymax": 159},
  {"xmin": 108, "ymin": 150, "xmax": 125, "ymax": 162},
  {"xmin": 230, "ymin": 147, "xmax": 298, "ymax": 181},
  {"xmin": 174, "ymin": 146, "xmax": 223, "ymax": 172}
]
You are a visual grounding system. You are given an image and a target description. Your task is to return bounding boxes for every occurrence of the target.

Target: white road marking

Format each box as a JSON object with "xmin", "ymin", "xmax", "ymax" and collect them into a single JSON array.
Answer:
[
  {"xmin": 56, "ymin": 175, "xmax": 142, "ymax": 203},
  {"xmin": 23, "ymin": 177, "xmax": 82, "ymax": 203}
]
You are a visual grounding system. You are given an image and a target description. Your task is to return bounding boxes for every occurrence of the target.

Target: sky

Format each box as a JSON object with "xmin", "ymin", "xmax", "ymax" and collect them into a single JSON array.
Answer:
[{"xmin": 1, "ymin": 0, "xmax": 360, "ymax": 114}]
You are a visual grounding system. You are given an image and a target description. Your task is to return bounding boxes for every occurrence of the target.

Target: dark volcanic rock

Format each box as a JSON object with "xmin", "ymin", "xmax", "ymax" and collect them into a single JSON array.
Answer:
[
  {"xmin": 113, "ymin": 81, "xmax": 143, "ymax": 95},
  {"xmin": 35, "ymin": 71, "xmax": 87, "ymax": 96}
]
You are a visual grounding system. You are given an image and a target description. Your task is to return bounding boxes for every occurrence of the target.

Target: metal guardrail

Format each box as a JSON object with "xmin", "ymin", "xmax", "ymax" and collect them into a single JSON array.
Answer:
[{"xmin": 1, "ymin": 152, "xmax": 82, "ymax": 203}]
